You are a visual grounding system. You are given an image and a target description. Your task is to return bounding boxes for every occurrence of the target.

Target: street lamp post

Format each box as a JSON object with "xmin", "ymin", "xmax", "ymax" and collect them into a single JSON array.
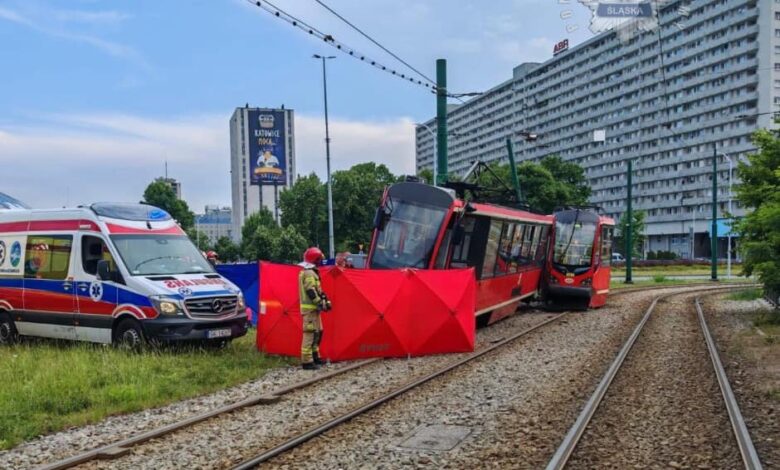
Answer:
[
  {"xmin": 416, "ymin": 123, "xmax": 437, "ymax": 185},
  {"xmin": 724, "ymin": 153, "xmax": 734, "ymax": 279},
  {"xmin": 314, "ymin": 54, "xmax": 336, "ymax": 259},
  {"xmin": 680, "ymin": 196, "xmax": 687, "ymax": 258}
]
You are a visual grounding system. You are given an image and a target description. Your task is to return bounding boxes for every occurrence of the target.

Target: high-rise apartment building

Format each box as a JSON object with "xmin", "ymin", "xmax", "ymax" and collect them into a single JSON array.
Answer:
[
  {"xmin": 417, "ymin": 0, "xmax": 777, "ymax": 257},
  {"xmin": 230, "ymin": 106, "xmax": 295, "ymax": 241}
]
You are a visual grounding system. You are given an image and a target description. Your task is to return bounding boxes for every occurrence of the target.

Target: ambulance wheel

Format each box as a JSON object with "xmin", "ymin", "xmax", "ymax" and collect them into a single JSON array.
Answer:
[
  {"xmin": 0, "ymin": 313, "xmax": 18, "ymax": 345},
  {"xmin": 115, "ymin": 319, "xmax": 145, "ymax": 350}
]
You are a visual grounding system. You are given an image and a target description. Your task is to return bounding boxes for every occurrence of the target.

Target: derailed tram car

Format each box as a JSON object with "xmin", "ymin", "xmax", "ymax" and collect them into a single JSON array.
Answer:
[
  {"xmin": 545, "ymin": 207, "xmax": 615, "ymax": 309},
  {"xmin": 367, "ymin": 181, "xmax": 553, "ymax": 326}
]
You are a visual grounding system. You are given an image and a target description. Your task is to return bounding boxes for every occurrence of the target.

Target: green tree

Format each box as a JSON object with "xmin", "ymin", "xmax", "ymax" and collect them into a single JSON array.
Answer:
[
  {"xmin": 272, "ymin": 225, "xmax": 308, "ymax": 264},
  {"xmin": 240, "ymin": 208, "xmax": 277, "ymax": 260},
  {"xmin": 417, "ymin": 168, "xmax": 434, "ymax": 185},
  {"xmin": 540, "ymin": 155, "xmax": 592, "ymax": 205},
  {"xmin": 241, "ymin": 224, "xmax": 276, "ymax": 261},
  {"xmin": 473, "ymin": 160, "xmax": 591, "ymax": 214},
  {"xmin": 141, "ymin": 180, "xmax": 194, "ymax": 230},
  {"xmin": 214, "ymin": 236, "xmax": 240, "ymax": 262},
  {"xmin": 614, "ymin": 210, "xmax": 646, "ymax": 259},
  {"xmin": 186, "ymin": 228, "xmax": 211, "ymax": 252},
  {"xmin": 279, "ymin": 173, "xmax": 327, "ymax": 247},
  {"xmin": 331, "ymin": 162, "xmax": 397, "ymax": 252},
  {"xmin": 735, "ymin": 128, "xmax": 780, "ymax": 294}
]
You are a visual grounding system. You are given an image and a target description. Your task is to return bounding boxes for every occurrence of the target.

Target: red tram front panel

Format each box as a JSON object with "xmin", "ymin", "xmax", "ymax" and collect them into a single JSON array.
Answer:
[{"xmin": 547, "ymin": 209, "xmax": 614, "ymax": 309}]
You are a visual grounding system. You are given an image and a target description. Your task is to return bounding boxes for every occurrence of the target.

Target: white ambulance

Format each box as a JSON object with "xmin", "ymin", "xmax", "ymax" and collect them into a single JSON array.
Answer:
[{"xmin": 0, "ymin": 203, "xmax": 248, "ymax": 347}]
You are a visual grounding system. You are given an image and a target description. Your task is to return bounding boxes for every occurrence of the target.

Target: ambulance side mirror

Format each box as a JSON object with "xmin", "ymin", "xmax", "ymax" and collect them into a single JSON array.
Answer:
[{"xmin": 97, "ymin": 260, "xmax": 112, "ymax": 281}]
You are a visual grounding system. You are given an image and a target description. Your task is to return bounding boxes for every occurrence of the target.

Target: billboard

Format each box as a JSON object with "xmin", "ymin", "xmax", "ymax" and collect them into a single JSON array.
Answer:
[{"xmin": 247, "ymin": 109, "xmax": 287, "ymax": 186}]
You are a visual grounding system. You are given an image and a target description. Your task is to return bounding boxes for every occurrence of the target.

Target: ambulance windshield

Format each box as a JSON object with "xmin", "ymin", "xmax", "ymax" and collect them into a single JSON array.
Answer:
[{"xmin": 110, "ymin": 235, "xmax": 214, "ymax": 276}]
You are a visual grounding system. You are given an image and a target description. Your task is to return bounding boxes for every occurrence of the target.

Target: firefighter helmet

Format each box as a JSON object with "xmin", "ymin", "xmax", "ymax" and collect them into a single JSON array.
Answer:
[{"xmin": 303, "ymin": 247, "xmax": 325, "ymax": 265}]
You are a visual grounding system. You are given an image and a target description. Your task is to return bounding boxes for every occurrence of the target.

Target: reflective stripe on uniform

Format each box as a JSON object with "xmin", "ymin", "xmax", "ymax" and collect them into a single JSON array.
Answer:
[{"xmin": 299, "ymin": 268, "xmax": 322, "ymax": 312}]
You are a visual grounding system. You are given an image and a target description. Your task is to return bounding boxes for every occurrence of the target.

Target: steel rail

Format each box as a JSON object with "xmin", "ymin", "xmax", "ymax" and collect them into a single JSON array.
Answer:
[
  {"xmin": 35, "ymin": 358, "xmax": 380, "ymax": 470},
  {"xmin": 35, "ymin": 283, "xmax": 743, "ymax": 470},
  {"xmin": 545, "ymin": 285, "xmax": 755, "ymax": 470},
  {"xmin": 231, "ymin": 312, "xmax": 568, "ymax": 469},
  {"xmin": 695, "ymin": 297, "xmax": 763, "ymax": 470}
]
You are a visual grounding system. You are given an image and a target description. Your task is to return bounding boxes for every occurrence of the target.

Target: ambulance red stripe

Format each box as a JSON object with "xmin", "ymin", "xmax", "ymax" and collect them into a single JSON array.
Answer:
[{"xmin": 105, "ymin": 223, "xmax": 185, "ymax": 235}]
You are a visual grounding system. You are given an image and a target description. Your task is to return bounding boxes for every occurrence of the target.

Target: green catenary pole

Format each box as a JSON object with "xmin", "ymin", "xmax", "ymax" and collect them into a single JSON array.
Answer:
[
  {"xmin": 625, "ymin": 159, "xmax": 633, "ymax": 284},
  {"xmin": 711, "ymin": 143, "xmax": 718, "ymax": 281},
  {"xmin": 505, "ymin": 137, "xmax": 523, "ymax": 203},
  {"xmin": 436, "ymin": 59, "xmax": 448, "ymax": 186}
]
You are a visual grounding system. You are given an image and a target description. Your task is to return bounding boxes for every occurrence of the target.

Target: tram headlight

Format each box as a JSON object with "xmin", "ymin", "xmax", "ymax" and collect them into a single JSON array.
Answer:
[
  {"xmin": 549, "ymin": 276, "xmax": 559, "ymax": 284},
  {"xmin": 581, "ymin": 278, "xmax": 592, "ymax": 287}
]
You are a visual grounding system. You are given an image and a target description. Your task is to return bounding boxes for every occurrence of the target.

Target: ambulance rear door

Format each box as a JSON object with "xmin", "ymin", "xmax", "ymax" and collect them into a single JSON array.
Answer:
[{"xmin": 20, "ymin": 234, "xmax": 77, "ymax": 340}]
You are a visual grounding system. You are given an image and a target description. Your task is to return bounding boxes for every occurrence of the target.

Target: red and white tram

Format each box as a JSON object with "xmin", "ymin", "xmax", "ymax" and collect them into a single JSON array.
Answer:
[
  {"xmin": 545, "ymin": 207, "xmax": 615, "ymax": 309},
  {"xmin": 367, "ymin": 181, "xmax": 553, "ymax": 325}
]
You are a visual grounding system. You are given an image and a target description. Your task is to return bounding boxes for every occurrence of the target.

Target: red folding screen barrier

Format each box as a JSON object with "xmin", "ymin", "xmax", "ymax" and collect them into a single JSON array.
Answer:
[{"xmin": 256, "ymin": 262, "xmax": 476, "ymax": 361}]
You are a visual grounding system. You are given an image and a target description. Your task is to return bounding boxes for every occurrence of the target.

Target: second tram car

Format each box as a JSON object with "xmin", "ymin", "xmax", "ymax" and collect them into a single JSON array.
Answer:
[
  {"xmin": 545, "ymin": 207, "xmax": 615, "ymax": 309},
  {"xmin": 367, "ymin": 181, "xmax": 553, "ymax": 325}
]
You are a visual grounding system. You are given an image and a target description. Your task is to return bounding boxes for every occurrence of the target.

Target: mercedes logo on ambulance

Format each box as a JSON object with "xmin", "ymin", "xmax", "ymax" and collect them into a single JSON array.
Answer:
[{"xmin": 212, "ymin": 299, "xmax": 225, "ymax": 313}]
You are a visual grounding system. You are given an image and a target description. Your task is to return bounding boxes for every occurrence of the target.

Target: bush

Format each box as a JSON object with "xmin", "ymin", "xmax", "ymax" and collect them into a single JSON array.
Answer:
[
  {"xmin": 727, "ymin": 288, "xmax": 763, "ymax": 301},
  {"xmin": 652, "ymin": 274, "xmax": 668, "ymax": 283}
]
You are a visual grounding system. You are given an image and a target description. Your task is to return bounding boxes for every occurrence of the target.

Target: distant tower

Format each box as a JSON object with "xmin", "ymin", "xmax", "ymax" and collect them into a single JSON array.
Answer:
[{"xmin": 229, "ymin": 106, "xmax": 296, "ymax": 242}]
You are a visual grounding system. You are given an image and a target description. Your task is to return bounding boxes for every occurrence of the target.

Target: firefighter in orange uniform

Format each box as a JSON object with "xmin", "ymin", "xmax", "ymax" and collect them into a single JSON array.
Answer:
[{"xmin": 298, "ymin": 247, "xmax": 331, "ymax": 370}]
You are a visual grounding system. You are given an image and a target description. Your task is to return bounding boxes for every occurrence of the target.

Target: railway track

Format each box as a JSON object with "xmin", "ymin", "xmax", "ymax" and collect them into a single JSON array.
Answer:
[
  {"xmin": 33, "ymin": 283, "xmax": 749, "ymax": 470},
  {"xmin": 228, "ymin": 284, "xmax": 749, "ymax": 469},
  {"xmin": 37, "ymin": 305, "xmax": 569, "ymax": 469},
  {"xmin": 545, "ymin": 287, "xmax": 763, "ymax": 470}
]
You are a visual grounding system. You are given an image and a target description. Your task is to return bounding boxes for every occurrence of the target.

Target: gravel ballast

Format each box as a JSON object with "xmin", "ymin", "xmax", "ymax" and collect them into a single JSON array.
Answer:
[
  {"xmin": 705, "ymin": 293, "xmax": 780, "ymax": 468},
  {"xmin": 0, "ymin": 285, "xmax": 734, "ymax": 469},
  {"xmin": 566, "ymin": 291, "xmax": 742, "ymax": 469}
]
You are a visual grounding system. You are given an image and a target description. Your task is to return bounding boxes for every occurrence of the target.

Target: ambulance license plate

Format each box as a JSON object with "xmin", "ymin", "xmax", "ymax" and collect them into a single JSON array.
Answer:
[{"xmin": 207, "ymin": 328, "xmax": 232, "ymax": 339}]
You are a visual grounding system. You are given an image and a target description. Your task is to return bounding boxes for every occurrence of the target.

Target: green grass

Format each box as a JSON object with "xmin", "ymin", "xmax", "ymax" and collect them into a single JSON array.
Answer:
[
  {"xmin": 0, "ymin": 333, "xmax": 288, "ymax": 450},
  {"xmin": 609, "ymin": 277, "xmax": 753, "ymax": 290},
  {"xmin": 727, "ymin": 288, "xmax": 764, "ymax": 301},
  {"xmin": 754, "ymin": 310, "xmax": 780, "ymax": 328},
  {"xmin": 613, "ymin": 263, "xmax": 740, "ymax": 277},
  {"xmin": 652, "ymin": 274, "xmax": 668, "ymax": 283}
]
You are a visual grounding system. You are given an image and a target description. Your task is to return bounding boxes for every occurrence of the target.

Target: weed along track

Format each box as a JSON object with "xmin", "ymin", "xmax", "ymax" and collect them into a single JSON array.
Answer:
[{"xmin": 547, "ymin": 288, "xmax": 763, "ymax": 470}]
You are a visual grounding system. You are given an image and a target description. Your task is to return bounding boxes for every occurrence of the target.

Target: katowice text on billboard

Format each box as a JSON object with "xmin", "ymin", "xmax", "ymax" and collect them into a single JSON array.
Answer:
[{"xmin": 248, "ymin": 110, "xmax": 286, "ymax": 186}]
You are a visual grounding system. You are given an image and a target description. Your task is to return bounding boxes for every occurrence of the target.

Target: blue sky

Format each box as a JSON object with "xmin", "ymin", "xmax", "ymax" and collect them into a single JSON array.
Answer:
[{"xmin": 0, "ymin": 0, "xmax": 594, "ymax": 210}]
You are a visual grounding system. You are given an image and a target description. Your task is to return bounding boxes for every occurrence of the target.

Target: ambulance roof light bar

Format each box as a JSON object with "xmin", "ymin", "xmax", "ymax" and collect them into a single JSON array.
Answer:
[{"xmin": 90, "ymin": 203, "xmax": 172, "ymax": 222}]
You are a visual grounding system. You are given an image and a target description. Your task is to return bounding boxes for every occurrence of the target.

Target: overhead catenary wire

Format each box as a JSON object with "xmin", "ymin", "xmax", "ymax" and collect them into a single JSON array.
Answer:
[
  {"xmin": 245, "ymin": 0, "xmax": 484, "ymax": 100},
  {"xmin": 312, "ymin": 0, "xmax": 435, "ymax": 86},
  {"xmin": 244, "ymin": 0, "xmax": 434, "ymax": 91}
]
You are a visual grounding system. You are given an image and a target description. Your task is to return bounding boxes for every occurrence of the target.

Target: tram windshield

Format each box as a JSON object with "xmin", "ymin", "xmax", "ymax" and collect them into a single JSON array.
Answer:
[
  {"xmin": 370, "ymin": 198, "xmax": 448, "ymax": 269},
  {"xmin": 553, "ymin": 218, "xmax": 596, "ymax": 267}
]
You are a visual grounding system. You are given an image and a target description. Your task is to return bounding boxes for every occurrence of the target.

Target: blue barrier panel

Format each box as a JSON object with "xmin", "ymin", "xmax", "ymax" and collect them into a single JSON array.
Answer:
[{"xmin": 217, "ymin": 262, "xmax": 259, "ymax": 326}]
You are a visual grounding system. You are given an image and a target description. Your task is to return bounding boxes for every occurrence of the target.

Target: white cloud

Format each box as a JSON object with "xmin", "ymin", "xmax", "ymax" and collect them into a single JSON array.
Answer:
[
  {"xmin": 0, "ymin": 112, "xmax": 415, "ymax": 212},
  {"xmin": 0, "ymin": 4, "xmax": 145, "ymax": 66},
  {"xmin": 52, "ymin": 9, "xmax": 131, "ymax": 25},
  {"xmin": 295, "ymin": 115, "xmax": 416, "ymax": 177}
]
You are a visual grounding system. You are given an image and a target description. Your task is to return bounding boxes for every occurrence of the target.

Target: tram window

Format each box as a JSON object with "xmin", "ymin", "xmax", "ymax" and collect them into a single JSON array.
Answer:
[
  {"xmin": 535, "ymin": 226, "xmax": 550, "ymax": 262},
  {"xmin": 530, "ymin": 225, "xmax": 542, "ymax": 263},
  {"xmin": 601, "ymin": 227, "xmax": 613, "ymax": 267},
  {"xmin": 481, "ymin": 219, "xmax": 502, "ymax": 278},
  {"xmin": 520, "ymin": 225, "xmax": 535, "ymax": 260},
  {"xmin": 450, "ymin": 217, "xmax": 475, "ymax": 268},
  {"xmin": 508, "ymin": 223, "xmax": 522, "ymax": 272},
  {"xmin": 434, "ymin": 229, "xmax": 452, "ymax": 269},
  {"xmin": 494, "ymin": 221, "xmax": 513, "ymax": 276}
]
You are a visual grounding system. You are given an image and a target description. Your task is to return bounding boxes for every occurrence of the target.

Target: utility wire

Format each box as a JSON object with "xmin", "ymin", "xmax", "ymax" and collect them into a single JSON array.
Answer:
[
  {"xmin": 245, "ymin": 0, "xmax": 433, "ymax": 91},
  {"xmin": 313, "ymin": 0, "xmax": 435, "ymax": 86}
]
